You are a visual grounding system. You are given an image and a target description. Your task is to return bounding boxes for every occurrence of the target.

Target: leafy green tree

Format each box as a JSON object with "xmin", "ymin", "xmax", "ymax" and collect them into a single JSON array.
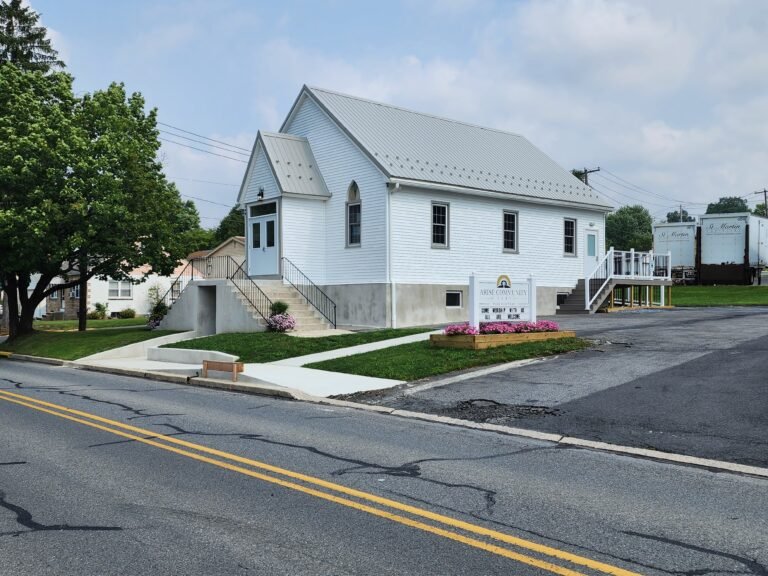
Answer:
[
  {"xmin": 665, "ymin": 209, "xmax": 695, "ymax": 223},
  {"xmin": 177, "ymin": 200, "xmax": 215, "ymax": 254},
  {"xmin": 214, "ymin": 205, "xmax": 245, "ymax": 245},
  {"xmin": 0, "ymin": 65, "xmax": 194, "ymax": 340},
  {"xmin": 705, "ymin": 196, "xmax": 748, "ymax": 214},
  {"xmin": 752, "ymin": 203, "xmax": 767, "ymax": 218},
  {"xmin": 606, "ymin": 205, "xmax": 653, "ymax": 251},
  {"xmin": 0, "ymin": 0, "xmax": 63, "ymax": 72}
]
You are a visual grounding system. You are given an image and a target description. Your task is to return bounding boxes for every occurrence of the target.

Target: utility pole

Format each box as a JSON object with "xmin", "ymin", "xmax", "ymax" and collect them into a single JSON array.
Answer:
[
  {"xmin": 680, "ymin": 204, "xmax": 683, "ymax": 222},
  {"xmin": 582, "ymin": 167, "xmax": 600, "ymax": 187},
  {"xmin": 755, "ymin": 189, "xmax": 768, "ymax": 217}
]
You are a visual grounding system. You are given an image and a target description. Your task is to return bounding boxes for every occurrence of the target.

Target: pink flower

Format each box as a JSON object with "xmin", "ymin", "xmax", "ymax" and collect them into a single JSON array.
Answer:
[
  {"xmin": 267, "ymin": 313, "xmax": 296, "ymax": 332},
  {"xmin": 444, "ymin": 323, "xmax": 479, "ymax": 335}
]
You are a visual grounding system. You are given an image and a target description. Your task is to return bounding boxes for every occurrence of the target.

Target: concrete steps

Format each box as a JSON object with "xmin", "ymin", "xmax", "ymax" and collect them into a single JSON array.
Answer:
[{"xmin": 228, "ymin": 280, "xmax": 333, "ymax": 332}]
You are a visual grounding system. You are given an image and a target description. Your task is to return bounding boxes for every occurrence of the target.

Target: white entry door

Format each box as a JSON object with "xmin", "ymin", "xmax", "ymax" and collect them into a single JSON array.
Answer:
[
  {"xmin": 584, "ymin": 230, "xmax": 599, "ymax": 278},
  {"xmin": 247, "ymin": 202, "xmax": 279, "ymax": 276}
]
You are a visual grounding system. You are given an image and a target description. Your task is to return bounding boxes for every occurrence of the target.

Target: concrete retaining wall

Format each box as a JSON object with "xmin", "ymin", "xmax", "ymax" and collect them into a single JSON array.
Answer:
[
  {"xmin": 78, "ymin": 331, "xmax": 199, "ymax": 361},
  {"xmin": 147, "ymin": 347, "xmax": 238, "ymax": 364}
]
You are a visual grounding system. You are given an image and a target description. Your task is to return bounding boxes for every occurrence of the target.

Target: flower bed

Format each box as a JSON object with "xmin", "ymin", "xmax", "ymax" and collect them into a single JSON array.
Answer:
[{"xmin": 432, "ymin": 321, "xmax": 575, "ymax": 350}]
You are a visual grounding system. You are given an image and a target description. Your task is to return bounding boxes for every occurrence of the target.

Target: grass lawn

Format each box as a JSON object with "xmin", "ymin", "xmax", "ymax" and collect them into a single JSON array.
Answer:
[
  {"xmin": 162, "ymin": 328, "xmax": 433, "ymax": 363},
  {"xmin": 305, "ymin": 337, "xmax": 591, "ymax": 381},
  {"xmin": 33, "ymin": 317, "xmax": 148, "ymax": 331},
  {"xmin": 0, "ymin": 328, "xmax": 175, "ymax": 361},
  {"xmin": 672, "ymin": 285, "xmax": 768, "ymax": 307}
]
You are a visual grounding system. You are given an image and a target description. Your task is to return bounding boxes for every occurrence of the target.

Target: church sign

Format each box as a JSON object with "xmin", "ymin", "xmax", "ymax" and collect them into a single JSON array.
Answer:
[{"xmin": 468, "ymin": 274, "xmax": 537, "ymax": 330}]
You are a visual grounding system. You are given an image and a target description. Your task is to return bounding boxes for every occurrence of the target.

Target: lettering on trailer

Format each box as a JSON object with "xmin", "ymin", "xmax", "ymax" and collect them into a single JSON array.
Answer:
[
  {"xmin": 658, "ymin": 230, "xmax": 692, "ymax": 241},
  {"xmin": 704, "ymin": 219, "xmax": 746, "ymax": 236}
]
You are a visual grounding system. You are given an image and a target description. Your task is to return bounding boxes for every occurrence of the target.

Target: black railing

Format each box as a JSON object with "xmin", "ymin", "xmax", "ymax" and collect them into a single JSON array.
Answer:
[
  {"xmin": 282, "ymin": 257, "xmax": 336, "ymax": 328},
  {"xmin": 229, "ymin": 260, "xmax": 273, "ymax": 322},
  {"xmin": 158, "ymin": 255, "xmax": 272, "ymax": 322}
]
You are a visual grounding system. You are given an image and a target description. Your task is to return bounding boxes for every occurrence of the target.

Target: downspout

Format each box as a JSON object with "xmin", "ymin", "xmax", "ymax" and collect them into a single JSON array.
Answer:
[{"xmin": 387, "ymin": 181, "xmax": 398, "ymax": 328}]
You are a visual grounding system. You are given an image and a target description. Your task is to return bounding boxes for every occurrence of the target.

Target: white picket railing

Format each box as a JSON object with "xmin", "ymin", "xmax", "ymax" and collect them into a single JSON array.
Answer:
[{"xmin": 585, "ymin": 248, "xmax": 672, "ymax": 310}]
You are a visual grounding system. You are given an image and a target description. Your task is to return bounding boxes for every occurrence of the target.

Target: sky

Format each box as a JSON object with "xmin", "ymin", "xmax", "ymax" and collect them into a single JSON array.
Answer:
[{"xmin": 29, "ymin": 0, "xmax": 768, "ymax": 227}]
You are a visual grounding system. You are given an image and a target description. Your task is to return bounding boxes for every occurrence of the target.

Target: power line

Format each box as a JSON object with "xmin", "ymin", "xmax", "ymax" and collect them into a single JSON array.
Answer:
[
  {"xmin": 590, "ymin": 180, "xmax": 679, "ymax": 209},
  {"xmin": 159, "ymin": 137, "xmax": 248, "ymax": 163},
  {"xmin": 168, "ymin": 176, "xmax": 239, "ymax": 187},
  {"xmin": 597, "ymin": 169, "xmax": 689, "ymax": 204},
  {"xmin": 181, "ymin": 193, "xmax": 233, "ymax": 207},
  {"xmin": 159, "ymin": 129, "xmax": 250, "ymax": 157},
  {"xmin": 157, "ymin": 122, "xmax": 251, "ymax": 152}
]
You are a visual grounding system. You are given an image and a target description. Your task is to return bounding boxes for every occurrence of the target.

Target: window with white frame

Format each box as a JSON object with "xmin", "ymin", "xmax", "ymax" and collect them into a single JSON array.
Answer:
[
  {"xmin": 564, "ymin": 218, "xmax": 577, "ymax": 256},
  {"xmin": 503, "ymin": 210, "xmax": 518, "ymax": 252},
  {"xmin": 346, "ymin": 181, "xmax": 361, "ymax": 247},
  {"xmin": 108, "ymin": 280, "xmax": 133, "ymax": 299},
  {"xmin": 49, "ymin": 286, "xmax": 59, "ymax": 300},
  {"xmin": 69, "ymin": 285, "xmax": 80, "ymax": 300},
  {"xmin": 432, "ymin": 202, "xmax": 449, "ymax": 248}
]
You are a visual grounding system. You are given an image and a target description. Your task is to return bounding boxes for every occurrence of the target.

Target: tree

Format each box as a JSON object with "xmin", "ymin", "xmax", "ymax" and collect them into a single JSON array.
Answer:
[
  {"xmin": 605, "ymin": 205, "xmax": 653, "ymax": 251},
  {"xmin": 177, "ymin": 200, "xmax": 215, "ymax": 254},
  {"xmin": 705, "ymin": 196, "xmax": 748, "ymax": 214},
  {"xmin": 0, "ymin": 0, "xmax": 63, "ymax": 72},
  {"xmin": 0, "ymin": 65, "xmax": 194, "ymax": 340},
  {"xmin": 213, "ymin": 205, "xmax": 245, "ymax": 245},
  {"xmin": 753, "ymin": 203, "xmax": 767, "ymax": 218},
  {"xmin": 665, "ymin": 209, "xmax": 695, "ymax": 223}
]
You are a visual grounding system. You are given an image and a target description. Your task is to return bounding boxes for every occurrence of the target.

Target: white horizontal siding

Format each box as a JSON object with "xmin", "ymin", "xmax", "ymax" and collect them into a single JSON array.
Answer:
[
  {"xmin": 391, "ymin": 187, "xmax": 606, "ymax": 287},
  {"xmin": 281, "ymin": 196, "xmax": 327, "ymax": 283},
  {"xmin": 284, "ymin": 96, "xmax": 388, "ymax": 285},
  {"xmin": 242, "ymin": 142, "xmax": 280, "ymax": 204}
]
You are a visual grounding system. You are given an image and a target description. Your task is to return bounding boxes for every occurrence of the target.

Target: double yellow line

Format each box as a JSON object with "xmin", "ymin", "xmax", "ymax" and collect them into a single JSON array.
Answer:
[{"xmin": 0, "ymin": 389, "xmax": 642, "ymax": 576}]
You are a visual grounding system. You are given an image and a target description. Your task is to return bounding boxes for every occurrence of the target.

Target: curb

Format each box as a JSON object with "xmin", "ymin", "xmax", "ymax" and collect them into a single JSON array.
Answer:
[{"xmin": 6, "ymin": 353, "xmax": 768, "ymax": 479}]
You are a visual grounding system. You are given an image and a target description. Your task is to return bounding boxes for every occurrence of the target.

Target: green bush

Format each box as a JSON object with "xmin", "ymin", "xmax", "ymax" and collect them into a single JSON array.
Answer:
[
  {"xmin": 152, "ymin": 301, "xmax": 168, "ymax": 317},
  {"xmin": 86, "ymin": 311, "xmax": 101, "ymax": 320},
  {"xmin": 92, "ymin": 302, "xmax": 108, "ymax": 320},
  {"xmin": 118, "ymin": 308, "xmax": 136, "ymax": 319},
  {"xmin": 270, "ymin": 300, "xmax": 289, "ymax": 315}
]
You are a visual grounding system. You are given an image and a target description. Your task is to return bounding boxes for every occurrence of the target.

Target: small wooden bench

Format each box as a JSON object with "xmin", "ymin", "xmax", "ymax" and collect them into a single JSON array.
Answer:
[{"xmin": 202, "ymin": 360, "xmax": 245, "ymax": 382}]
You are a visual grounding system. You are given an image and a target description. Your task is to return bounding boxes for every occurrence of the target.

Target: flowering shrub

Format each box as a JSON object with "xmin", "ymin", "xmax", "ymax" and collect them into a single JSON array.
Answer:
[
  {"xmin": 267, "ymin": 313, "xmax": 296, "ymax": 332},
  {"xmin": 444, "ymin": 321, "xmax": 559, "ymax": 335},
  {"xmin": 444, "ymin": 323, "xmax": 479, "ymax": 335}
]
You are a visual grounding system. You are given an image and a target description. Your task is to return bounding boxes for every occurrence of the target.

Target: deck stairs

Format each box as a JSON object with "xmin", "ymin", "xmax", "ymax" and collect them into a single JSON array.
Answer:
[
  {"xmin": 557, "ymin": 248, "xmax": 673, "ymax": 315},
  {"xmin": 557, "ymin": 279, "xmax": 613, "ymax": 315}
]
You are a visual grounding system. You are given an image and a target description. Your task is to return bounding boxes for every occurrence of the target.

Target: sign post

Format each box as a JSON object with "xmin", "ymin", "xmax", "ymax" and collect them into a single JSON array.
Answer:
[{"xmin": 469, "ymin": 273, "xmax": 536, "ymax": 331}]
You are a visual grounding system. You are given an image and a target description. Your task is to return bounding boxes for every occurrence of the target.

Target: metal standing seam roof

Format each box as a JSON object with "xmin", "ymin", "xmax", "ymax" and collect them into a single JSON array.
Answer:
[
  {"xmin": 260, "ymin": 131, "xmax": 330, "ymax": 198},
  {"xmin": 299, "ymin": 86, "xmax": 612, "ymax": 210}
]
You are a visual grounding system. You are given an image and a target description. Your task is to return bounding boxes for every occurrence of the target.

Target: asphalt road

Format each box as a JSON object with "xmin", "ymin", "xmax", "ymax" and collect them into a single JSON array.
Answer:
[
  {"xmin": 359, "ymin": 307, "xmax": 768, "ymax": 467},
  {"xmin": 1, "ymin": 361, "xmax": 767, "ymax": 575}
]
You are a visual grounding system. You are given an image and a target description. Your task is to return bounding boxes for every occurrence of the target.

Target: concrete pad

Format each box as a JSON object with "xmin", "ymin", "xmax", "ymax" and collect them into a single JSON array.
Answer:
[
  {"xmin": 271, "ymin": 330, "xmax": 441, "ymax": 366},
  {"xmin": 147, "ymin": 347, "xmax": 237, "ymax": 364},
  {"xmin": 242, "ymin": 363, "xmax": 403, "ymax": 397},
  {"xmin": 74, "ymin": 357, "xmax": 201, "ymax": 374}
]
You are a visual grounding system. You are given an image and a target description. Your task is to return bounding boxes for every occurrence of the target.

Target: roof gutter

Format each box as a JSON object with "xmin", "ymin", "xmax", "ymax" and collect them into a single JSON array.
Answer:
[{"xmin": 388, "ymin": 177, "xmax": 613, "ymax": 213}]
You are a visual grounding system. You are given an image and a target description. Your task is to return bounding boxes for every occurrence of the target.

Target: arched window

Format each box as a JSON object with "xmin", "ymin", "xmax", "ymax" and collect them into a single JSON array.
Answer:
[{"xmin": 346, "ymin": 181, "xmax": 361, "ymax": 247}]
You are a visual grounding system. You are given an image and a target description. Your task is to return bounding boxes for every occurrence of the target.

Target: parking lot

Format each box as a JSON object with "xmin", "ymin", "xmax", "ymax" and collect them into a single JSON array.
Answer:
[{"xmin": 359, "ymin": 307, "xmax": 768, "ymax": 467}]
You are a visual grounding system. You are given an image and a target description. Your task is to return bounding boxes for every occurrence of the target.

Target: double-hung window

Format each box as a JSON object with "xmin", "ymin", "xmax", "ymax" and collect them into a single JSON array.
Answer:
[
  {"xmin": 503, "ymin": 210, "xmax": 518, "ymax": 252},
  {"xmin": 346, "ymin": 181, "xmax": 361, "ymax": 247},
  {"xmin": 432, "ymin": 202, "xmax": 449, "ymax": 248},
  {"xmin": 69, "ymin": 285, "xmax": 80, "ymax": 300},
  {"xmin": 564, "ymin": 218, "xmax": 577, "ymax": 256},
  {"xmin": 108, "ymin": 280, "xmax": 133, "ymax": 299}
]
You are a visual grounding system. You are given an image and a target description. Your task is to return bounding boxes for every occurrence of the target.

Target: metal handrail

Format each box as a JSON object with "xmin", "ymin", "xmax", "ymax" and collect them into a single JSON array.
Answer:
[
  {"xmin": 585, "ymin": 248, "xmax": 673, "ymax": 310},
  {"xmin": 158, "ymin": 260, "xmax": 194, "ymax": 311},
  {"xmin": 281, "ymin": 257, "xmax": 336, "ymax": 328},
  {"xmin": 228, "ymin": 259, "xmax": 273, "ymax": 322}
]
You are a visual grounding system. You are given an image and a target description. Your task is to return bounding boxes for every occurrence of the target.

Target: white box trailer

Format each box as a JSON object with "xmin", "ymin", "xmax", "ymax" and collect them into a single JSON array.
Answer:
[
  {"xmin": 698, "ymin": 212, "xmax": 768, "ymax": 284},
  {"xmin": 652, "ymin": 222, "xmax": 697, "ymax": 269}
]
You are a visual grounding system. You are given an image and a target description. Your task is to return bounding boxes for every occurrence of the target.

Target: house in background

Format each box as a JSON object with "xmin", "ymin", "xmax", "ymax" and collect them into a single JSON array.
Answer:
[{"xmin": 235, "ymin": 85, "xmax": 613, "ymax": 327}]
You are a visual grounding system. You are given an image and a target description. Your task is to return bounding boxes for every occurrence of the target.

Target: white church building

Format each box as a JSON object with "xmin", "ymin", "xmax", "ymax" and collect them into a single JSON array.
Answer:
[{"xmin": 235, "ymin": 85, "xmax": 612, "ymax": 328}]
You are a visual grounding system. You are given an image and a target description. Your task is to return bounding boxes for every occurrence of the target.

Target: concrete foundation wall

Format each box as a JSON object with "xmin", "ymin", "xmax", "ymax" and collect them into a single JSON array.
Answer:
[
  {"xmin": 320, "ymin": 283, "xmax": 390, "ymax": 329},
  {"xmin": 160, "ymin": 280, "xmax": 266, "ymax": 334}
]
